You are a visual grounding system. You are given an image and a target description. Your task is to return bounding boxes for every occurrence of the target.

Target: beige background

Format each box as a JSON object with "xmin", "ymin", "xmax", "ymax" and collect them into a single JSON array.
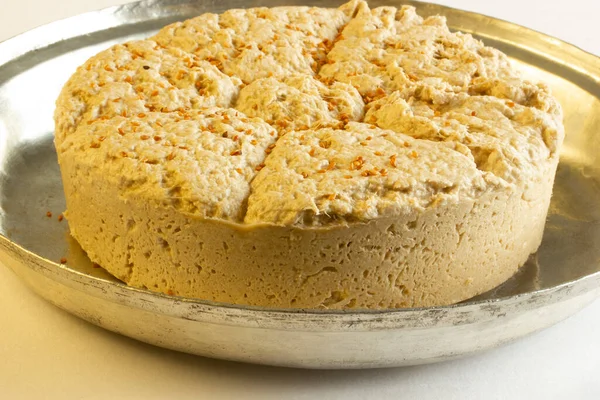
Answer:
[{"xmin": 1, "ymin": 1, "xmax": 599, "ymax": 399}]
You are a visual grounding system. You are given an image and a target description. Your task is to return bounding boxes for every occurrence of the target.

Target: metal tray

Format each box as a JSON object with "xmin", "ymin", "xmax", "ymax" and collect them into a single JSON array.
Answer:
[{"xmin": 1, "ymin": 0, "xmax": 599, "ymax": 369}]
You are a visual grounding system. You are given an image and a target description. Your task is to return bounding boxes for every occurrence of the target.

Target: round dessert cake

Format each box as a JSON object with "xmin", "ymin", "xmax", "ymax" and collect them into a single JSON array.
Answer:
[{"xmin": 54, "ymin": 0, "xmax": 564, "ymax": 309}]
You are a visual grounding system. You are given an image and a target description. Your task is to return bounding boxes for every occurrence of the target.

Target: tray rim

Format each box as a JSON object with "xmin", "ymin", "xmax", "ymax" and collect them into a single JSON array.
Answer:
[{"xmin": 1, "ymin": 0, "xmax": 599, "ymax": 321}]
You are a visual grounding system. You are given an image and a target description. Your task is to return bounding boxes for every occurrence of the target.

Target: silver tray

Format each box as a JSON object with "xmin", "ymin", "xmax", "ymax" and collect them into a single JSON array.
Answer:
[{"xmin": 1, "ymin": 0, "xmax": 599, "ymax": 369}]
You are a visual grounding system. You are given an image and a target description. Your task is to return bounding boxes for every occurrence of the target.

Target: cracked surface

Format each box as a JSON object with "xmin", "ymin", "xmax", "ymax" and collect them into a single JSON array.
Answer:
[
  {"xmin": 245, "ymin": 122, "xmax": 491, "ymax": 225},
  {"xmin": 55, "ymin": 1, "xmax": 564, "ymax": 308}
]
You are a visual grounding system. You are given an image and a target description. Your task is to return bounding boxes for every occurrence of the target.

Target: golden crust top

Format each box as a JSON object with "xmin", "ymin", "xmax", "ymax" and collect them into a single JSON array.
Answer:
[{"xmin": 55, "ymin": 1, "xmax": 563, "ymax": 225}]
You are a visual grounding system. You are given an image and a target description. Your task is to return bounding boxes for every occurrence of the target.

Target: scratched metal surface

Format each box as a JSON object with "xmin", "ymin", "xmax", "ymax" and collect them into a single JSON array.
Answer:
[{"xmin": 0, "ymin": 0, "xmax": 599, "ymax": 368}]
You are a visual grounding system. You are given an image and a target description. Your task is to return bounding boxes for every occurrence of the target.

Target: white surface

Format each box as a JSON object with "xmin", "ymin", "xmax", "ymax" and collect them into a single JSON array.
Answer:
[{"xmin": 0, "ymin": 0, "xmax": 599, "ymax": 398}]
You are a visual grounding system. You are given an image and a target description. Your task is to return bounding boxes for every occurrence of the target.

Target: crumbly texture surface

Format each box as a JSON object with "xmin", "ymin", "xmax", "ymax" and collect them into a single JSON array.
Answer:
[{"xmin": 55, "ymin": 1, "xmax": 564, "ymax": 309}]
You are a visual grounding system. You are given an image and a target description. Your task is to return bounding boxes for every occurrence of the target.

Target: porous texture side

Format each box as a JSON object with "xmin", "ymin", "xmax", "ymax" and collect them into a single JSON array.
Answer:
[{"xmin": 61, "ymin": 154, "xmax": 552, "ymax": 308}]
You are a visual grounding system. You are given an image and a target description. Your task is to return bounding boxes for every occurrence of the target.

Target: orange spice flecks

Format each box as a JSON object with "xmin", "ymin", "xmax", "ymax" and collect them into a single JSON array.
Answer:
[
  {"xmin": 276, "ymin": 119, "xmax": 289, "ymax": 129},
  {"xmin": 350, "ymin": 156, "xmax": 365, "ymax": 170},
  {"xmin": 319, "ymin": 140, "xmax": 331, "ymax": 149},
  {"xmin": 265, "ymin": 143, "xmax": 276, "ymax": 154},
  {"xmin": 390, "ymin": 154, "xmax": 397, "ymax": 167}
]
